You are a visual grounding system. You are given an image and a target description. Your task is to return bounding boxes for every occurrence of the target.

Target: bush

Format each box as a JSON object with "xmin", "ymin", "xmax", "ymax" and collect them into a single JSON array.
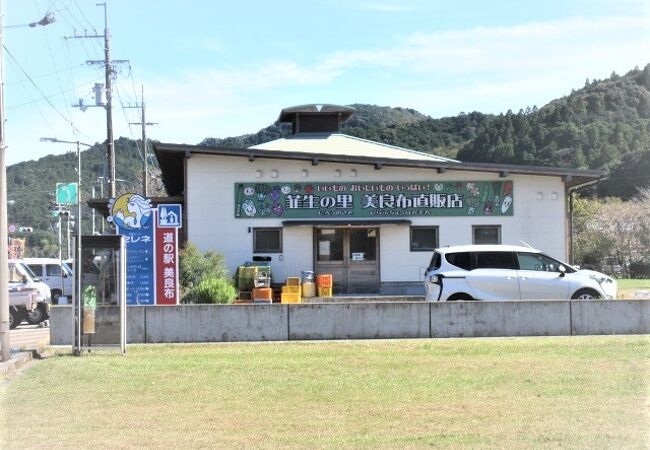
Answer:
[
  {"xmin": 629, "ymin": 262, "xmax": 650, "ymax": 279},
  {"xmin": 179, "ymin": 243, "xmax": 230, "ymax": 293},
  {"xmin": 182, "ymin": 278, "xmax": 237, "ymax": 304}
]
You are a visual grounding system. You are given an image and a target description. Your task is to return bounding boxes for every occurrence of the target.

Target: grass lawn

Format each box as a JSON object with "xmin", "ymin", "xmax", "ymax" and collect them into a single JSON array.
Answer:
[
  {"xmin": 617, "ymin": 279, "xmax": 650, "ymax": 299},
  {"xmin": 1, "ymin": 336, "xmax": 649, "ymax": 449}
]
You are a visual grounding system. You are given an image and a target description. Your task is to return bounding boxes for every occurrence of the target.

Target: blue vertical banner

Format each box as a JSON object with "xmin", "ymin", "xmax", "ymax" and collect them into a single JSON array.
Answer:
[{"xmin": 108, "ymin": 193, "xmax": 155, "ymax": 305}]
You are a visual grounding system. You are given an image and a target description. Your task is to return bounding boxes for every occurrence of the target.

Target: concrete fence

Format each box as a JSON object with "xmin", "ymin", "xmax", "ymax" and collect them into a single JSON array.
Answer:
[{"xmin": 49, "ymin": 300, "xmax": 650, "ymax": 345}]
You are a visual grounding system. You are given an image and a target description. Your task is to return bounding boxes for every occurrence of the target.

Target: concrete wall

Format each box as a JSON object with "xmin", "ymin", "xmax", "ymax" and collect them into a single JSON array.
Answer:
[
  {"xmin": 572, "ymin": 300, "xmax": 650, "ymax": 335},
  {"xmin": 431, "ymin": 301, "xmax": 571, "ymax": 337},
  {"xmin": 289, "ymin": 303, "xmax": 430, "ymax": 340},
  {"xmin": 50, "ymin": 300, "xmax": 649, "ymax": 345}
]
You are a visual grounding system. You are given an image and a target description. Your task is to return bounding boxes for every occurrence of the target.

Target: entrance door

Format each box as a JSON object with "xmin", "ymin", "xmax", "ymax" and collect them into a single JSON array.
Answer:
[{"xmin": 314, "ymin": 227, "xmax": 379, "ymax": 294}]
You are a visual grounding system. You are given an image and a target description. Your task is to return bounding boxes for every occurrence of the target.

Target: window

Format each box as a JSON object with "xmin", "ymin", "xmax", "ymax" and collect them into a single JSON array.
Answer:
[
  {"xmin": 473, "ymin": 225, "xmax": 501, "ymax": 244},
  {"xmin": 253, "ymin": 228, "xmax": 282, "ymax": 253},
  {"xmin": 428, "ymin": 252, "xmax": 442, "ymax": 271},
  {"xmin": 8, "ymin": 266, "xmax": 24, "ymax": 283},
  {"xmin": 316, "ymin": 228, "xmax": 343, "ymax": 261},
  {"xmin": 445, "ymin": 252, "xmax": 472, "ymax": 271},
  {"xmin": 410, "ymin": 226, "xmax": 439, "ymax": 251},
  {"xmin": 475, "ymin": 251, "xmax": 516, "ymax": 269},
  {"xmin": 46, "ymin": 264, "xmax": 62, "ymax": 276},
  {"xmin": 28, "ymin": 264, "xmax": 43, "ymax": 277},
  {"xmin": 517, "ymin": 253, "xmax": 567, "ymax": 273},
  {"xmin": 349, "ymin": 229, "xmax": 377, "ymax": 261}
]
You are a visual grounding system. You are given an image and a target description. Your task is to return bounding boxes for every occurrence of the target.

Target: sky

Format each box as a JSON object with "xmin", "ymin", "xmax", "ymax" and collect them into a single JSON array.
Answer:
[{"xmin": 2, "ymin": 0, "xmax": 649, "ymax": 166}]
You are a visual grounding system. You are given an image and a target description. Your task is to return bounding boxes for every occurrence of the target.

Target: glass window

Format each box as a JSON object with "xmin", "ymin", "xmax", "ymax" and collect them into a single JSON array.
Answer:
[
  {"xmin": 8, "ymin": 265, "xmax": 24, "ymax": 283},
  {"xmin": 28, "ymin": 264, "xmax": 43, "ymax": 277},
  {"xmin": 46, "ymin": 264, "xmax": 62, "ymax": 276},
  {"xmin": 446, "ymin": 252, "xmax": 472, "ymax": 271},
  {"xmin": 473, "ymin": 225, "xmax": 501, "ymax": 244},
  {"xmin": 410, "ymin": 226, "xmax": 438, "ymax": 251},
  {"xmin": 253, "ymin": 228, "xmax": 282, "ymax": 253},
  {"xmin": 349, "ymin": 228, "xmax": 377, "ymax": 261},
  {"xmin": 517, "ymin": 253, "xmax": 563, "ymax": 272},
  {"xmin": 475, "ymin": 252, "xmax": 516, "ymax": 269},
  {"xmin": 316, "ymin": 228, "xmax": 344, "ymax": 261},
  {"xmin": 428, "ymin": 252, "xmax": 442, "ymax": 271}
]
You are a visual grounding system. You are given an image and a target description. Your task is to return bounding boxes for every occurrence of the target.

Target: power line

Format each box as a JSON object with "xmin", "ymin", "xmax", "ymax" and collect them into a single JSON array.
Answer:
[{"xmin": 3, "ymin": 43, "xmax": 82, "ymax": 134}]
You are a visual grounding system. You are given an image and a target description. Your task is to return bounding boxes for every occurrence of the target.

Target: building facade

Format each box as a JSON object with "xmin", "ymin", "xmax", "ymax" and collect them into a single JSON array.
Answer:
[{"xmin": 154, "ymin": 105, "xmax": 604, "ymax": 295}]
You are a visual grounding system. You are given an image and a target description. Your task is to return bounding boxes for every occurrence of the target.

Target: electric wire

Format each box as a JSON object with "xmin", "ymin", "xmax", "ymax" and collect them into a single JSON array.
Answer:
[
  {"xmin": 3, "ymin": 44, "xmax": 84, "ymax": 136},
  {"xmin": 7, "ymin": 78, "xmax": 103, "ymax": 110}
]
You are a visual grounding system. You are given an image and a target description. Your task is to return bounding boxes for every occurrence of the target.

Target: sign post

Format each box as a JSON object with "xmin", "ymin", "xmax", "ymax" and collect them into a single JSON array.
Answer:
[{"xmin": 108, "ymin": 194, "xmax": 181, "ymax": 305}]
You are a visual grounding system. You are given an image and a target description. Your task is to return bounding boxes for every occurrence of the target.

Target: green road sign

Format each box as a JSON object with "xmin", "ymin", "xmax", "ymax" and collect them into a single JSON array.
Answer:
[{"xmin": 56, "ymin": 182, "xmax": 78, "ymax": 205}]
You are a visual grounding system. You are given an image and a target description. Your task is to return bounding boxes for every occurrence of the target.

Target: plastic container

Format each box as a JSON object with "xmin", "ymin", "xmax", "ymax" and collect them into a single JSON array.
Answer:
[
  {"xmin": 286, "ymin": 277, "xmax": 301, "ymax": 286},
  {"xmin": 238, "ymin": 266, "xmax": 258, "ymax": 291},
  {"xmin": 317, "ymin": 286, "xmax": 333, "ymax": 297},
  {"xmin": 282, "ymin": 285, "xmax": 301, "ymax": 295},
  {"xmin": 281, "ymin": 292, "xmax": 301, "ymax": 303},
  {"xmin": 302, "ymin": 281, "xmax": 316, "ymax": 298},
  {"xmin": 252, "ymin": 287, "xmax": 272, "ymax": 301},
  {"xmin": 316, "ymin": 274, "xmax": 333, "ymax": 287}
]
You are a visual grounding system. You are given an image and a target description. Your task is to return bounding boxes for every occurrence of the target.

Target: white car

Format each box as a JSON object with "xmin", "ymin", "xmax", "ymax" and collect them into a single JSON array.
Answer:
[
  {"xmin": 424, "ymin": 245, "xmax": 617, "ymax": 301},
  {"xmin": 9, "ymin": 260, "xmax": 52, "ymax": 324},
  {"xmin": 23, "ymin": 257, "xmax": 73, "ymax": 304}
]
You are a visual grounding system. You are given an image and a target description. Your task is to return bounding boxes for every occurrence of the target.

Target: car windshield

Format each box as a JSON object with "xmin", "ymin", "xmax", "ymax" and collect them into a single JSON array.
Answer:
[
  {"xmin": 62, "ymin": 262, "xmax": 73, "ymax": 276},
  {"xmin": 19, "ymin": 263, "xmax": 41, "ymax": 281}
]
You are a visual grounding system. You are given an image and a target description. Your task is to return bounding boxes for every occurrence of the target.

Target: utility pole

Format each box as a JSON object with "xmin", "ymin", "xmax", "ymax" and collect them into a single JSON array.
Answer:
[
  {"xmin": 0, "ymin": 6, "xmax": 54, "ymax": 360},
  {"xmin": 0, "ymin": 1, "xmax": 9, "ymax": 361},
  {"xmin": 67, "ymin": 3, "xmax": 127, "ymax": 199},
  {"xmin": 125, "ymin": 85, "xmax": 157, "ymax": 196}
]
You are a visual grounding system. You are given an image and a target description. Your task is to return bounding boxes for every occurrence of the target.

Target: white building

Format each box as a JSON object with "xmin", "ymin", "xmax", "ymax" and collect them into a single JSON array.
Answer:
[{"xmin": 154, "ymin": 105, "xmax": 604, "ymax": 294}]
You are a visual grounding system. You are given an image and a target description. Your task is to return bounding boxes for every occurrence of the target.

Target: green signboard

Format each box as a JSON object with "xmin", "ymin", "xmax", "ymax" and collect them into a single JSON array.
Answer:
[
  {"xmin": 235, "ymin": 181, "xmax": 513, "ymax": 218},
  {"xmin": 55, "ymin": 182, "xmax": 78, "ymax": 205}
]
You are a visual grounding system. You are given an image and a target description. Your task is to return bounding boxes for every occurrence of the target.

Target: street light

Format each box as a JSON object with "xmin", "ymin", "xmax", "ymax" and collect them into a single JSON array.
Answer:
[
  {"xmin": 40, "ymin": 138, "xmax": 92, "ymax": 354},
  {"xmin": 1, "ymin": 6, "xmax": 56, "ymax": 362}
]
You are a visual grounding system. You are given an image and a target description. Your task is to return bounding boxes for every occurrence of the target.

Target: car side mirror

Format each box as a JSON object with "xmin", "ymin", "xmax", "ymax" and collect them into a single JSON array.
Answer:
[
  {"xmin": 558, "ymin": 265, "xmax": 566, "ymax": 277},
  {"xmin": 62, "ymin": 272, "xmax": 68, "ymax": 278},
  {"xmin": 21, "ymin": 275, "xmax": 29, "ymax": 283}
]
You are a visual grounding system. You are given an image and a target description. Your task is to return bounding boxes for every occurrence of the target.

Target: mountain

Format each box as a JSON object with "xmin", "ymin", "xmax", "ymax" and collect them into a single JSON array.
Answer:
[
  {"xmin": 457, "ymin": 65, "xmax": 650, "ymax": 198},
  {"xmin": 7, "ymin": 138, "xmax": 151, "ymax": 256},
  {"xmin": 199, "ymin": 104, "xmax": 492, "ymax": 160},
  {"xmin": 7, "ymin": 64, "xmax": 649, "ymax": 255}
]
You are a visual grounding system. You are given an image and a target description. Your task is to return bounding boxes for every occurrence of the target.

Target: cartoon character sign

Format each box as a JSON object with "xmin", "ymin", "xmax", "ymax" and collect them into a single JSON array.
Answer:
[{"xmin": 108, "ymin": 193, "xmax": 153, "ymax": 230}]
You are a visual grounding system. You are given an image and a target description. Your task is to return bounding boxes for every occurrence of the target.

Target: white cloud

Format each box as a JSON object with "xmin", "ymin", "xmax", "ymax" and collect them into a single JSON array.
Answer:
[{"xmin": 7, "ymin": 14, "xmax": 648, "ymax": 165}]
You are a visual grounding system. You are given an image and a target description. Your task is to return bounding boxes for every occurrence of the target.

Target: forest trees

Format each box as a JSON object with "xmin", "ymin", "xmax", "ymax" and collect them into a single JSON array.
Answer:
[{"xmin": 573, "ymin": 189, "xmax": 650, "ymax": 277}]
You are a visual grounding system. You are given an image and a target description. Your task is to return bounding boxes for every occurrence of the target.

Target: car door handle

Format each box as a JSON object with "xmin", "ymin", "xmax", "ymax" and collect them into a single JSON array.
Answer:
[{"xmin": 506, "ymin": 275, "xmax": 516, "ymax": 280}]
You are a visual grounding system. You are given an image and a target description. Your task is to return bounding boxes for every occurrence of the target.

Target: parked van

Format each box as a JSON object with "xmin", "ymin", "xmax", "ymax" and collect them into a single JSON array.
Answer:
[
  {"xmin": 9, "ymin": 260, "xmax": 51, "ymax": 324},
  {"xmin": 22, "ymin": 258, "xmax": 73, "ymax": 305}
]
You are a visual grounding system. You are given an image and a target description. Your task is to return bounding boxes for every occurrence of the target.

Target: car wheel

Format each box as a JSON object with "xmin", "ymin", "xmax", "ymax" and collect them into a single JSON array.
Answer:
[
  {"xmin": 26, "ymin": 304, "xmax": 49, "ymax": 325},
  {"xmin": 51, "ymin": 289, "xmax": 62, "ymax": 305},
  {"xmin": 9, "ymin": 306, "xmax": 25, "ymax": 330},
  {"xmin": 571, "ymin": 288, "xmax": 601, "ymax": 300},
  {"xmin": 447, "ymin": 293, "xmax": 475, "ymax": 301}
]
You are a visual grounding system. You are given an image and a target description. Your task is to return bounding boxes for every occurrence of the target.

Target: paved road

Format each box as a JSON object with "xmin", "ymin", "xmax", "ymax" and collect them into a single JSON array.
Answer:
[{"xmin": 7, "ymin": 324, "xmax": 50, "ymax": 351}]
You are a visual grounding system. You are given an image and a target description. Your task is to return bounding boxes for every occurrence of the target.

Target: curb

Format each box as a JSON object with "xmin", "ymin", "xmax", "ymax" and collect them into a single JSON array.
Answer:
[{"xmin": 0, "ymin": 351, "xmax": 34, "ymax": 377}]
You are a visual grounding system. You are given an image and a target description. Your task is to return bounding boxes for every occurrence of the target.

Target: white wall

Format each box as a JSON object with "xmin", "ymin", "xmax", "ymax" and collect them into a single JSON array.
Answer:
[{"xmin": 187, "ymin": 155, "xmax": 567, "ymax": 284}]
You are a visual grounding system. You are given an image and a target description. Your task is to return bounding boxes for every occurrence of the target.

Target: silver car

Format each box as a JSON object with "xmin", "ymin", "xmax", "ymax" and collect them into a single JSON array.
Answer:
[{"xmin": 425, "ymin": 245, "xmax": 617, "ymax": 301}]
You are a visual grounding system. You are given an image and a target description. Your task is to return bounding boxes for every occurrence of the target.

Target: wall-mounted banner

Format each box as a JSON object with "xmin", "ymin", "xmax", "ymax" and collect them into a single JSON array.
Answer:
[
  {"xmin": 235, "ymin": 181, "xmax": 513, "ymax": 218},
  {"xmin": 108, "ymin": 193, "xmax": 181, "ymax": 305}
]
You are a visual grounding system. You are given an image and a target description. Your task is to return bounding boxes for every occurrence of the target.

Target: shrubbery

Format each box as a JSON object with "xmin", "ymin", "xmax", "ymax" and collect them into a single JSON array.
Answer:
[
  {"xmin": 179, "ymin": 243, "xmax": 229, "ymax": 290},
  {"xmin": 182, "ymin": 278, "xmax": 237, "ymax": 304},
  {"xmin": 179, "ymin": 242, "xmax": 234, "ymax": 303}
]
